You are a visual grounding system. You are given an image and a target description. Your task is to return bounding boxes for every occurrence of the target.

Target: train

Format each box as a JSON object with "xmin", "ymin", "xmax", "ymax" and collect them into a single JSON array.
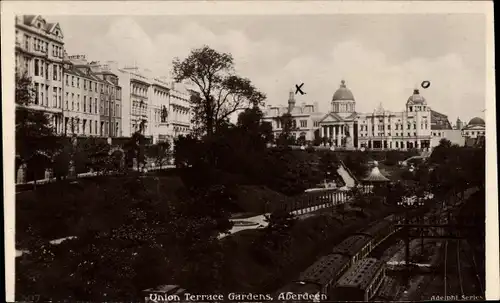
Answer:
[
  {"xmin": 332, "ymin": 258, "xmax": 386, "ymax": 301},
  {"xmin": 276, "ymin": 214, "xmax": 403, "ymax": 302}
]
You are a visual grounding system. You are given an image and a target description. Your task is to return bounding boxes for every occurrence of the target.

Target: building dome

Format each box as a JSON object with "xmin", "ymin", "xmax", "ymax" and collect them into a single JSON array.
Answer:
[
  {"xmin": 468, "ymin": 117, "xmax": 485, "ymax": 125},
  {"xmin": 332, "ymin": 80, "xmax": 355, "ymax": 101},
  {"xmin": 407, "ymin": 89, "xmax": 426, "ymax": 104}
]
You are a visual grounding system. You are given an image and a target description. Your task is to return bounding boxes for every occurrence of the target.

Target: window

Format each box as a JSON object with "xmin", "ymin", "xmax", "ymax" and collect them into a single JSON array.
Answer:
[
  {"xmin": 84, "ymin": 80, "xmax": 87, "ymax": 90},
  {"xmin": 77, "ymin": 78, "xmax": 80, "ymax": 88},
  {"xmin": 89, "ymin": 98, "xmax": 92, "ymax": 114},
  {"xmin": 95, "ymin": 98, "xmax": 97, "ymax": 113},
  {"xmin": 84, "ymin": 96, "xmax": 87, "ymax": 113},
  {"xmin": 90, "ymin": 120, "xmax": 92, "ymax": 134},
  {"xmin": 95, "ymin": 121, "xmax": 98, "ymax": 135},
  {"xmin": 34, "ymin": 59, "xmax": 39, "ymax": 76},
  {"xmin": 24, "ymin": 35, "xmax": 29, "ymax": 50},
  {"xmin": 409, "ymin": 106, "xmax": 413, "ymax": 112},
  {"xmin": 413, "ymin": 124, "xmax": 416, "ymax": 129},
  {"xmin": 71, "ymin": 93, "xmax": 74, "ymax": 110},
  {"xmin": 77, "ymin": 94, "xmax": 80, "ymax": 111},
  {"xmin": 45, "ymin": 63, "xmax": 49, "ymax": 79},
  {"xmin": 65, "ymin": 75, "xmax": 69, "ymax": 86},
  {"xmin": 53, "ymin": 87, "xmax": 57, "ymax": 107},
  {"xmin": 65, "ymin": 92, "xmax": 69, "ymax": 109},
  {"xmin": 388, "ymin": 125, "xmax": 391, "ymax": 130},
  {"xmin": 300, "ymin": 120, "xmax": 307, "ymax": 128},
  {"xmin": 34, "ymin": 83, "xmax": 39, "ymax": 104},
  {"xmin": 72, "ymin": 76, "xmax": 75, "ymax": 87},
  {"xmin": 53, "ymin": 65, "xmax": 58, "ymax": 80}
]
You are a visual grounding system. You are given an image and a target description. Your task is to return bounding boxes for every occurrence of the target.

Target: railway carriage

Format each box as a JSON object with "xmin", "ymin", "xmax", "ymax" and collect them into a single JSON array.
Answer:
[
  {"xmin": 277, "ymin": 254, "xmax": 351, "ymax": 301},
  {"xmin": 275, "ymin": 280, "xmax": 322, "ymax": 302},
  {"xmin": 298, "ymin": 253, "xmax": 351, "ymax": 297},
  {"xmin": 355, "ymin": 220, "xmax": 393, "ymax": 250},
  {"xmin": 333, "ymin": 258, "xmax": 386, "ymax": 302},
  {"xmin": 372, "ymin": 276, "xmax": 400, "ymax": 301},
  {"xmin": 332, "ymin": 235, "xmax": 372, "ymax": 266}
]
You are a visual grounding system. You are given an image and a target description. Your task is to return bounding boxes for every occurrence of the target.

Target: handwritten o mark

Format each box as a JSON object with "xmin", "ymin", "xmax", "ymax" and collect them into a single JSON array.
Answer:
[{"xmin": 421, "ymin": 81, "xmax": 431, "ymax": 89}]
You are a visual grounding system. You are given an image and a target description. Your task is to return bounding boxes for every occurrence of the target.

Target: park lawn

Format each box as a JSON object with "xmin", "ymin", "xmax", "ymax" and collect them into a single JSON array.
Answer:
[{"xmin": 15, "ymin": 174, "xmax": 291, "ymax": 250}]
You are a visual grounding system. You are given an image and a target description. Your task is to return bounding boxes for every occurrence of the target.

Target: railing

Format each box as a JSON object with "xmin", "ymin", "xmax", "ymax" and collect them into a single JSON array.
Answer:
[{"xmin": 273, "ymin": 189, "xmax": 349, "ymax": 214}]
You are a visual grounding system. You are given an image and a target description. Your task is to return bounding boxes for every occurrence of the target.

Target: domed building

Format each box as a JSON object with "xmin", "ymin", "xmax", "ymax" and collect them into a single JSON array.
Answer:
[
  {"xmin": 263, "ymin": 81, "xmax": 472, "ymax": 150},
  {"xmin": 462, "ymin": 117, "xmax": 486, "ymax": 138},
  {"xmin": 316, "ymin": 82, "xmax": 436, "ymax": 149},
  {"xmin": 316, "ymin": 80, "xmax": 358, "ymax": 147}
]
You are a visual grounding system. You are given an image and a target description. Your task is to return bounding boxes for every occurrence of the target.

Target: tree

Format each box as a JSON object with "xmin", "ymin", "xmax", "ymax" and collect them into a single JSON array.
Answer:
[
  {"xmin": 313, "ymin": 130, "xmax": 322, "ymax": 146},
  {"xmin": 124, "ymin": 132, "xmax": 147, "ymax": 170},
  {"xmin": 147, "ymin": 141, "xmax": 172, "ymax": 170},
  {"xmin": 276, "ymin": 113, "xmax": 296, "ymax": 147},
  {"xmin": 318, "ymin": 152, "xmax": 341, "ymax": 182},
  {"xmin": 343, "ymin": 151, "xmax": 370, "ymax": 179},
  {"xmin": 172, "ymin": 46, "xmax": 266, "ymax": 137},
  {"xmin": 70, "ymin": 138, "xmax": 112, "ymax": 175},
  {"xmin": 236, "ymin": 106, "xmax": 273, "ymax": 149},
  {"xmin": 262, "ymin": 210, "xmax": 297, "ymax": 251},
  {"xmin": 15, "ymin": 72, "xmax": 61, "ymax": 185}
]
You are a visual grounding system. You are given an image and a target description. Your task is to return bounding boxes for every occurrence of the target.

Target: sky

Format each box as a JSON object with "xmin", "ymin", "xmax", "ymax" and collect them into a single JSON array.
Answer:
[{"xmin": 51, "ymin": 14, "xmax": 487, "ymax": 124}]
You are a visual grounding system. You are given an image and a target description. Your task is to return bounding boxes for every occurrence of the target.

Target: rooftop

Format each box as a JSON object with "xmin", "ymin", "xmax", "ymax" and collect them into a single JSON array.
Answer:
[
  {"xmin": 468, "ymin": 117, "xmax": 485, "ymax": 126},
  {"xmin": 407, "ymin": 88, "xmax": 426, "ymax": 105},
  {"xmin": 336, "ymin": 258, "xmax": 384, "ymax": 289},
  {"xmin": 299, "ymin": 254, "xmax": 350, "ymax": 285},
  {"xmin": 332, "ymin": 235, "xmax": 371, "ymax": 257},
  {"xmin": 358, "ymin": 220, "xmax": 391, "ymax": 237},
  {"xmin": 362, "ymin": 161, "xmax": 390, "ymax": 182},
  {"xmin": 332, "ymin": 80, "xmax": 355, "ymax": 102}
]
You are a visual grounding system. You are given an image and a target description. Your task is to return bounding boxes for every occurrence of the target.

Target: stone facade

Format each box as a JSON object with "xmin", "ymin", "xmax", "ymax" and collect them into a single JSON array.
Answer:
[
  {"xmin": 264, "ymin": 80, "xmax": 469, "ymax": 150},
  {"xmin": 15, "ymin": 15, "xmax": 65, "ymax": 134},
  {"xmin": 262, "ymin": 91, "xmax": 323, "ymax": 142}
]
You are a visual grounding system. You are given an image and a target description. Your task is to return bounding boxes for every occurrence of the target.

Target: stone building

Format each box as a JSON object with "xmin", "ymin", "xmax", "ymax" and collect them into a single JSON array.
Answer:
[
  {"xmin": 103, "ymin": 62, "xmax": 192, "ymax": 143},
  {"xmin": 150, "ymin": 77, "xmax": 171, "ymax": 142},
  {"xmin": 169, "ymin": 82, "xmax": 192, "ymax": 139},
  {"xmin": 264, "ymin": 80, "xmax": 466, "ymax": 150},
  {"xmin": 462, "ymin": 117, "xmax": 486, "ymax": 138},
  {"xmin": 262, "ymin": 90, "xmax": 323, "ymax": 142},
  {"xmin": 317, "ymin": 81, "xmax": 433, "ymax": 149},
  {"xmin": 91, "ymin": 66, "xmax": 122, "ymax": 137},
  {"xmin": 63, "ymin": 55, "xmax": 105, "ymax": 136},
  {"xmin": 15, "ymin": 15, "xmax": 65, "ymax": 134}
]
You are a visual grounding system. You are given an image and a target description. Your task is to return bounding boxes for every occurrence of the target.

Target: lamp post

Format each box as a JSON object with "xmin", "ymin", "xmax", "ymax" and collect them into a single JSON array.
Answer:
[{"xmin": 397, "ymin": 192, "xmax": 425, "ymax": 288}]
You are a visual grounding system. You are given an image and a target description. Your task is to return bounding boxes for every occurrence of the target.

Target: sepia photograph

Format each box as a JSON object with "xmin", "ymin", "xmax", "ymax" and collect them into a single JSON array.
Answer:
[{"xmin": 2, "ymin": 1, "xmax": 497, "ymax": 302}]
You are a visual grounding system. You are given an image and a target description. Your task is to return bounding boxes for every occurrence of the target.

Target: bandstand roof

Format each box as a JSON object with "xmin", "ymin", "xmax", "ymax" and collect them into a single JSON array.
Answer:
[{"xmin": 362, "ymin": 161, "xmax": 390, "ymax": 182}]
